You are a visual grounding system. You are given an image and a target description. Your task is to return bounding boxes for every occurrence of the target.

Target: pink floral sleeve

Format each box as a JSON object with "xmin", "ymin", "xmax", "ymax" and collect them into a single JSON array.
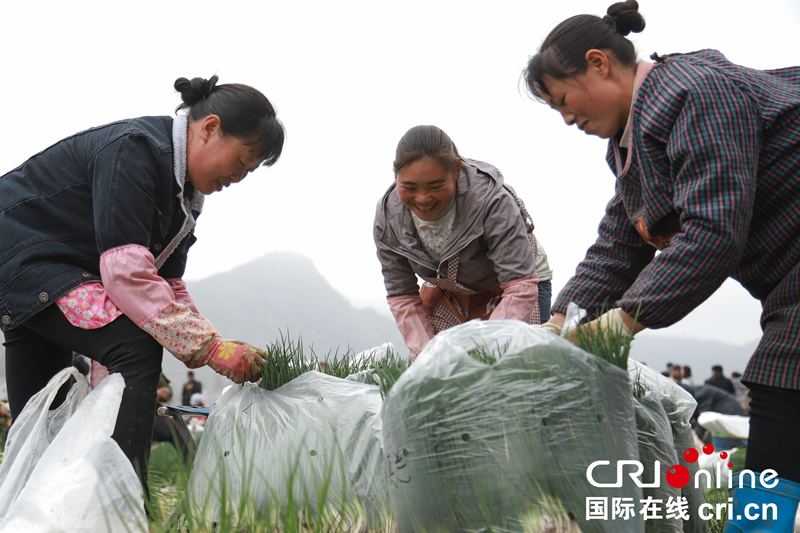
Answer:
[{"xmin": 100, "ymin": 244, "xmax": 219, "ymax": 366}]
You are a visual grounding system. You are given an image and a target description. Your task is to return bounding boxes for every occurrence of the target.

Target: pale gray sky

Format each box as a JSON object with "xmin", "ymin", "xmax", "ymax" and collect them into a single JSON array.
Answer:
[{"xmin": 2, "ymin": 0, "xmax": 797, "ymax": 346}]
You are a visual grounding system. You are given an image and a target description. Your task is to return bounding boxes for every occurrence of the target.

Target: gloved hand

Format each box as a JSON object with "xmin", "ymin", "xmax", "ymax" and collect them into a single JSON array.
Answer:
[
  {"xmin": 205, "ymin": 337, "xmax": 268, "ymax": 383},
  {"xmin": 539, "ymin": 322, "xmax": 563, "ymax": 335},
  {"xmin": 566, "ymin": 309, "xmax": 634, "ymax": 344}
]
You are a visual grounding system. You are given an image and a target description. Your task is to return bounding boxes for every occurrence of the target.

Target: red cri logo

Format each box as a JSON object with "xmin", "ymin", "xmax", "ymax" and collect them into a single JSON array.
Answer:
[{"xmin": 668, "ymin": 444, "xmax": 731, "ymax": 488}]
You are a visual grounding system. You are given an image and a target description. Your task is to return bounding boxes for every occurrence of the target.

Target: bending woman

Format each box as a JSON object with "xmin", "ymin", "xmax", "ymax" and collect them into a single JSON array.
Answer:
[
  {"xmin": 374, "ymin": 125, "xmax": 541, "ymax": 360},
  {"xmin": 525, "ymin": 1, "xmax": 800, "ymax": 529},
  {"xmin": 0, "ymin": 75, "xmax": 283, "ymax": 495}
]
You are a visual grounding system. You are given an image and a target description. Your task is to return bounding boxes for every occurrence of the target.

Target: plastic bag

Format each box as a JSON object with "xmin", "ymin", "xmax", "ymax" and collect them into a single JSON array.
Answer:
[
  {"xmin": 696, "ymin": 412, "xmax": 750, "ymax": 439},
  {"xmin": 0, "ymin": 367, "xmax": 88, "ymax": 517},
  {"xmin": 0, "ymin": 370, "xmax": 146, "ymax": 532},
  {"xmin": 186, "ymin": 371, "xmax": 388, "ymax": 527},
  {"xmin": 629, "ymin": 360, "xmax": 707, "ymax": 533},
  {"xmin": 381, "ymin": 319, "xmax": 642, "ymax": 533}
]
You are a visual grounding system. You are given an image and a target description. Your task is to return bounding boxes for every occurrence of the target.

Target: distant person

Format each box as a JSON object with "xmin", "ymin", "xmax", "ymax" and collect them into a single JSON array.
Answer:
[
  {"xmin": 182, "ymin": 371, "xmax": 203, "ymax": 406},
  {"xmin": 731, "ymin": 371, "xmax": 749, "ymax": 407},
  {"xmin": 0, "ymin": 75, "xmax": 277, "ymax": 500},
  {"xmin": 188, "ymin": 392, "xmax": 209, "ymax": 426},
  {"xmin": 189, "ymin": 392, "xmax": 207, "ymax": 408},
  {"xmin": 375, "ymin": 125, "xmax": 542, "ymax": 360},
  {"xmin": 681, "ymin": 365, "xmax": 695, "ymax": 387},
  {"xmin": 694, "ymin": 385, "xmax": 748, "ymax": 417},
  {"xmin": 670, "ymin": 365, "xmax": 682, "ymax": 384},
  {"xmin": 691, "ymin": 384, "xmax": 749, "ymax": 441},
  {"xmin": 705, "ymin": 365, "xmax": 735, "ymax": 395}
]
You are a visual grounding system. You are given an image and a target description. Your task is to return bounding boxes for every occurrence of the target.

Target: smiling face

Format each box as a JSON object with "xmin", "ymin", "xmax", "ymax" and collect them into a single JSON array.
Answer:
[
  {"xmin": 396, "ymin": 157, "xmax": 459, "ymax": 221},
  {"xmin": 185, "ymin": 115, "xmax": 264, "ymax": 194},
  {"xmin": 540, "ymin": 50, "xmax": 634, "ymax": 139}
]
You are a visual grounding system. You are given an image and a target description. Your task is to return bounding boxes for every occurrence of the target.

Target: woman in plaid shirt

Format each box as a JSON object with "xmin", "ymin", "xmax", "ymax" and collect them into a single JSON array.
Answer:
[{"xmin": 524, "ymin": 0, "xmax": 800, "ymax": 529}]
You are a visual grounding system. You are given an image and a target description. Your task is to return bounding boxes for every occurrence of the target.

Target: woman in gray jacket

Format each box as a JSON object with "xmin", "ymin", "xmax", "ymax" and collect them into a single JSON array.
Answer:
[{"xmin": 374, "ymin": 125, "xmax": 541, "ymax": 359}]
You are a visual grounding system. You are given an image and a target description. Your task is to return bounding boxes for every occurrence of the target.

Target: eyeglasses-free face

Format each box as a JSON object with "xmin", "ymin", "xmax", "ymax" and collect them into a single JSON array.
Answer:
[{"xmin": 395, "ymin": 157, "xmax": 459, "ymax": 221}]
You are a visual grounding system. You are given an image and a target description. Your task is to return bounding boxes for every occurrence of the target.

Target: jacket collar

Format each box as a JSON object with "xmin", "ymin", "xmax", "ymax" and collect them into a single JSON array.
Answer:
[{"xmin": 611, "ymin": 60, "xmax": 656, "ymax": 177}]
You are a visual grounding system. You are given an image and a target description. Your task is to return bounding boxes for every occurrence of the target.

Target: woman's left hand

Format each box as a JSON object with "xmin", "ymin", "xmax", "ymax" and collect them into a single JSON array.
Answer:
[
  {"xmin": 206, "ymin": 338, "xmax": 268, "ymax": 383},
  {"xmin": 565, "ymin": 309, "xmax": 644, "ymax": 344}
]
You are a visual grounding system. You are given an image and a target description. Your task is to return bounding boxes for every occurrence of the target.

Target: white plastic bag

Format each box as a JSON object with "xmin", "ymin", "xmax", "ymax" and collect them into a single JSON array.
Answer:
[
  {"xmin": 697, "ymin": 412, "xmax": 750, "ymax": 439},
  {"xmin": 187, "ymin": 372, "xmax": 388, "ymax": 527},
  {"xmin": 0, "ymin": 367, "xmax": 88, "ymax": 517},
  {"xmin": 0, "ymin": 370, "xmax": 146, "ymax": 532}
]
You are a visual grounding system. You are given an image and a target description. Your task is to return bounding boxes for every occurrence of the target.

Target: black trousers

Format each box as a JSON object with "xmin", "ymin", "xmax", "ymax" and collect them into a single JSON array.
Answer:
[
  {"xmin": 744, "ymin": 382, "xmax": 800, "ymax": 483},
  {"xmin": 2, "ymin": 304, "xmax": 163, "ymax": 500}
]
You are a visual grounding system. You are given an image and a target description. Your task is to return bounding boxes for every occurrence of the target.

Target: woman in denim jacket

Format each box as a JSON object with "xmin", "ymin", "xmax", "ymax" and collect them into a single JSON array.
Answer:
[
  {"xmin": 0, "ymin": 75, "xmax": 284, "ymax": 495},
  {"xmin": 375, "ymin": 125, "xmax": 541, "ymax": 360}
]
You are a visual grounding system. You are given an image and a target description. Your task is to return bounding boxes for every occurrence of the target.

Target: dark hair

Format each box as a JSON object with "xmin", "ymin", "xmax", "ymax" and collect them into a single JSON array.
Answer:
[
  {"xmin": 712, "ymin": 365, "xmax": 724, "ymax": 373},
  {"xmin": 683, "ymin": 366, "xmax": 692, "ymax": 378},
  {"xmin": 523, "ymin": 0, "xmax": 645, "ymax": 101},
  {"xmin": 393, "ymin": 125, "xmax": 461, "ymax": 175},
  {"xmin": 731, "ymin": 371, "xmax": 742, "ymax": 378},
  {"xmin": 174, "ymin": 75, "xmax": 284, "ymax": 166}
]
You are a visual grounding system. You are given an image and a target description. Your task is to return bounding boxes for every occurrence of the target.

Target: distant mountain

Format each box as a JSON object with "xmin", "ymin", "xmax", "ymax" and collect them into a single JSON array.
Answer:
[
  {"xmin": 0, "ymin": 252, "xmax": 406, "ymax": 403},
  {"xmin": 0, "ymin": 254, "xmax": 763, "ymax": 402},
  {"xmin": 185, "ymin": 251, "xmax": 405, "ymax": 357}
]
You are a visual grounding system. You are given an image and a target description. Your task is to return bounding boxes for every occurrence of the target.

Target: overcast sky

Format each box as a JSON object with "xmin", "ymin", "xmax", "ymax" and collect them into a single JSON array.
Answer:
[{"xmin": 3, "ymin": 1, "xmax": 797, "ymax": 347}]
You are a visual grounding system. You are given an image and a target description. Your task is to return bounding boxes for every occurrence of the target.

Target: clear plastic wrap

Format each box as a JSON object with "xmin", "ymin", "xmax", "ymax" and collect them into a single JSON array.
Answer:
[
  {"xmin": 381, "ymin": 319, "xmax": 643, "ymax": 533},
  {"xmin": 629, "ymin": 360, "xmax": 707, "ymax": 533},
  {"xmin": 186, "ymin": 371, "xmax": 389, "ymax": 526}
]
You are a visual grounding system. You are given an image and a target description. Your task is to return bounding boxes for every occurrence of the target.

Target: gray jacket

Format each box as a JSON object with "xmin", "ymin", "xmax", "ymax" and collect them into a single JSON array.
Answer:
[{"xmin": 374, "ymin": 158, "xmax": 536, "ymax": 297}]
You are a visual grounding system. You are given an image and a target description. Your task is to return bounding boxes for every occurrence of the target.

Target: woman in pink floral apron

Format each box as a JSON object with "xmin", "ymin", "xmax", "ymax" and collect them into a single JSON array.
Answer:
[{"xmin": 374, "ymin": 125, "xmax": 541, "ymax": 360}]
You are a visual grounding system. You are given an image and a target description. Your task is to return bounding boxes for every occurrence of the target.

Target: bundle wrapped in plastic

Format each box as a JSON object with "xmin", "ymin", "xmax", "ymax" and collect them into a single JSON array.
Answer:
[
  {"xmin": 628, "ymin": 360, "xmax": 707, "ymax": 533},
  {"xmin": 186, "ymin": 371, "xmax": 389, "ymax": 526},
  {"xmin": 381, "ymin": 320, "xmax": 642, "ymax": 533}
]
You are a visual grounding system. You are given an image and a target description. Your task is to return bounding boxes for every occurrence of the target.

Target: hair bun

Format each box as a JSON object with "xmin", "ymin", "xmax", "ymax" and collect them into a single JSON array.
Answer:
[
  {"xmin": 606, "ymin": 0, "xmax": 645, "ymax": 37},
  {"xmin": 174, "ymin": 75, "xmax": 220, "ymax": 107}
]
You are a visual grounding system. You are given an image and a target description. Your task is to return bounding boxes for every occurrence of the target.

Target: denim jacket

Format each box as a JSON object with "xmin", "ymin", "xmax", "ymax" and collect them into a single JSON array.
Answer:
[{"xmin": 0, "ymin": 116, "xmax": 198, "ymax": 331}]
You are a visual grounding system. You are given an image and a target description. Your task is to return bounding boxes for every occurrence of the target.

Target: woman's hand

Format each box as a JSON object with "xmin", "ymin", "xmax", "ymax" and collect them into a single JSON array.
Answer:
[
  {"xmin": 205, "ymin": 338, "xmax": 268, "ymax": 383},
  {"xmin": 540, "ymin": 310, "xmax": 644, "ymax": 343},
  {"xmin": 565, "ymin": 309, "xmax": 644, "ymax": 345},
  {"xmin": 540, "ymin": 313, "xmax": 566, "ymax": 335}
]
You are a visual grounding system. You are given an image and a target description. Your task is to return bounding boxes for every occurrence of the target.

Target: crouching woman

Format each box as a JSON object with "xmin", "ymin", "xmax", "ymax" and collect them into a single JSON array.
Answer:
[
  {"xmin": 374, "ymin": 125, "xmax": 540, "ymax": 360},
  {"xmin": 0, "ymin": 75, "xmax": 283, "ymax": 496}
]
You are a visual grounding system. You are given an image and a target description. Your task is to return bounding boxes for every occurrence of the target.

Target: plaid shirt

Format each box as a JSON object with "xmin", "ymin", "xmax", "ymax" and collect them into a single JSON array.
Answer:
[{"xmin": 553, "ymin": 50, "xmax": 800, "ymax": 388}]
